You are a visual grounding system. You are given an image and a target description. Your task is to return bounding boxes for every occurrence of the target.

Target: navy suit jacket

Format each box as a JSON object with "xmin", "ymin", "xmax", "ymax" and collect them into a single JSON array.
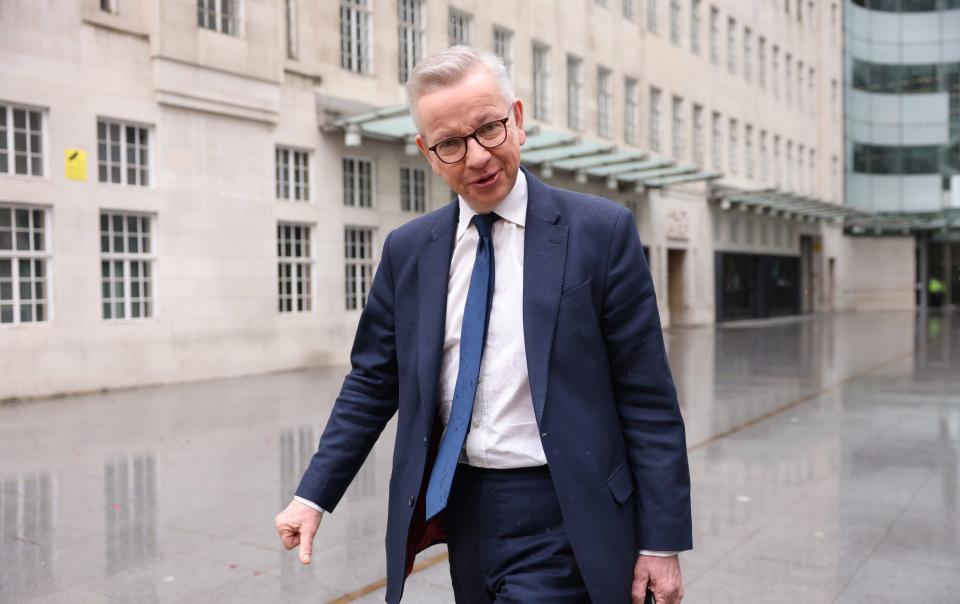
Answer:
[{"xmin": 296, "ymin": 166, "xmax": 692, "ymax": 603}]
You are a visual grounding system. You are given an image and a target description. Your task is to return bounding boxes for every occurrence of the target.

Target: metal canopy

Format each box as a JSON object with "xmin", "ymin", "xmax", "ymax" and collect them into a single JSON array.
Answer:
[{"xmin": 329, "ymin": 104, "xmax": 720, "ymax": 189}]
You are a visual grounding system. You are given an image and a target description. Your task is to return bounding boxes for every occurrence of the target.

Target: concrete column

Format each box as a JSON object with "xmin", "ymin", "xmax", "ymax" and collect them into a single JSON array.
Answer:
[{"xmin": 918, "ymin": 236, "xmax": 928, "ymax": 314}]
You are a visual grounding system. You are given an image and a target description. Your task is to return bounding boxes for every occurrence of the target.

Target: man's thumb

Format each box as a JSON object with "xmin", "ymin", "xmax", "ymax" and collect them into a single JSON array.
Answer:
[{"xmin": 299, "ymin": 527, "xmax": 315, "ymax": 564}]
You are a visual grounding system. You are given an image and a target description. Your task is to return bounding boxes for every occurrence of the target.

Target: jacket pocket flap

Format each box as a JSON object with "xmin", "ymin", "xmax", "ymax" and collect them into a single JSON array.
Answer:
[{"xmin": 606, "ymin": 459, "xmax": 635, "ymax": 504}]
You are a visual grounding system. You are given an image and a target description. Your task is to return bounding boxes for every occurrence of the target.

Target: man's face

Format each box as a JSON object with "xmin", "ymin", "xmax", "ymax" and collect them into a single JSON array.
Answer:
[{"xmin": 415, "ymin": 67, "xmax": 525, "ymax": 213}]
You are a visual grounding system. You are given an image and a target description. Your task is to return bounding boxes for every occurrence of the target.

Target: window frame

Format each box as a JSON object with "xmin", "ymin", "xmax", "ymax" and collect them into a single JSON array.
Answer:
[
  {"xmin": 0, "ymin": 204, "xmax": 51, "ymax": 326},
  {"xmin": 99, "ymin": 210, "xmax": 156, "ymax": 322},
  {"xmin": 344, "ymin": 226, "xmax": 376, "ymax": 311},
  {"xmin": 0, "ymin": 102, "xmax": 46, "ymax": 178},
  {"xmin": 97, "ymin": 118, "xmax": 151, "ymax": 188},
  {"xmin": 277, "ymin": 222, "xmax": 314, "ymax": 314}
]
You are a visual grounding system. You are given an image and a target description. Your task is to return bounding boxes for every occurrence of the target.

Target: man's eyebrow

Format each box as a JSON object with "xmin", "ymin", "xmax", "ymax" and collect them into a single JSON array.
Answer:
[{"xmin": 433, "ymin": 111, "xmax": 501, "ymax": 141}]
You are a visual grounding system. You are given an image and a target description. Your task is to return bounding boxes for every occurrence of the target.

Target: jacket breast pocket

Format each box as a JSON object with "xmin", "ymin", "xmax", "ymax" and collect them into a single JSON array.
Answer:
[
  {"xmin": 606, "ymin": 459, "xmax": 635, "ymax": 505},
  {"xmin": 558, "ymin": 278, "xmax": 593, "ymax": 315}
]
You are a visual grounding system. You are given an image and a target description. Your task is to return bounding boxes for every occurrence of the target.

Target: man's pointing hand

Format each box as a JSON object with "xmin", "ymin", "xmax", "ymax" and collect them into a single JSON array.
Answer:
[{"xmin": 275, "ymin": 499, "xmax": 323, "ymax": 564}]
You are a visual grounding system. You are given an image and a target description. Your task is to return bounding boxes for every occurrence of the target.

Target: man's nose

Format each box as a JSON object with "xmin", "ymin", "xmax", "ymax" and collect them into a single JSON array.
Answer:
[{"xmin": 463, "ymin": 137, "xmax": 491, "ymax": 169}]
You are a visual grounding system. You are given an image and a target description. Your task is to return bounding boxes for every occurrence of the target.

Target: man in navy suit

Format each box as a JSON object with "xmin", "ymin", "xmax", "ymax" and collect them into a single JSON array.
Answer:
[{"xmin": 275, "ymin": 46, "xmax": 692, "ymax": 603}]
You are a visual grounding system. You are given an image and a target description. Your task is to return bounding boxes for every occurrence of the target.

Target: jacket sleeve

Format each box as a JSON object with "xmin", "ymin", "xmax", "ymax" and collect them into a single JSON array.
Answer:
[
  {"xmin": 295, "ymin": 231, "xmax": 400, "ymax": 512},
  {"xmin": 600, "ymin": 207, "xmax": 693, "ymax": 552}
]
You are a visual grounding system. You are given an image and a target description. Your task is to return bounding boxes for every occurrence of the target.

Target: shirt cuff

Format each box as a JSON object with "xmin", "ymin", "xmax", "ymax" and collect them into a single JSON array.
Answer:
[
  {"xmin": 294, "ymin": 496, "xmax": 327, "ymax": 514},
  {"xmin": 638, "ymin": 550, "xmax": 681, "ymax": 557}
]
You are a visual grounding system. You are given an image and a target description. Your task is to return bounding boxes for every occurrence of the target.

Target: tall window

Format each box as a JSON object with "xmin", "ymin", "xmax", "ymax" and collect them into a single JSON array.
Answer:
[
  {"xmin": 340, "ymin": 0, "xmax": 372, "ymax": 73},
  {"xmin": 709, "ymin": 7, "xmax": 720, "ymax": 65},
  {"xmin": 830, "ymin": 78, "xmax": 838, "ymax": 119},
  {"xmin": 624, "ymin": 77, "xmax": 639, "ymax": 145},
  {"xmin": 772, "ymin": 46, "xmax": 780, "ymax": 97},
  {"xmin": 97, "ymin": 119, "xmax": 149, "ymax": 187},
  {"xmin": 597, "ymin": 67, "xmax": 612, "ymax": 138},
  {"xmin": 566, "ymin": 56, "xmax": 583, "ymax": 131},
  {"xmin": 759, "ymin": 129, "xmax": 768, "ymax": 181},
  {"xmin": 773, "ymin": 135, "xmax": 781, "ymax": 186},
  {"xmin": 786, "ymin": 140, "xmax": 793, "ymax": 189},
  {"xmin": 809, "ymin": 148, "xmax": 816, "ymax": 195},
  {"xmin": 758, "ymin": 36, "xmax": 766, "ymax": 89},
  {"xmin": 493, "ymin": 27, "xmax": 513, "ymax": 79},
  {"xmin": 0, "ymin": 104, "xmax": 43, "ymax": 177},
  {"xmin": 728, "ymin": 117, "xmax": 738, "ymax": 174},
  {"xmin": 100, "ymin": 0, "xmax": 117, "ymax": 13},
  {"xmin": 197, "ymin": 0, "xmax": 241, "ymax": 35},
  {"xmin": 690, "ymin": 0, "xmax": 701, "ymax": 54},
  {"xmin": 798, "ymin": 143, "xmax": 805, "ymax": 192},
  {"xmin": 648, "ymin": 0, "xmax": 658, "ymax": 33},
  {"xmin": 831, "ymin": 155, "xmax": 839, "ymax": 200},
  {"xmin": 743, "ymin": 27, "xmax": 752, "ymax": 82},
  {"xmin": 448, "ymin": 8, "xmax": 471, "ymax": 46},
  {"xmin": 785, "ymin": 53, "xmax": 793, "ymax": 103},
  {"xmin": 624, "ymin": 0, "xmax": 635, "ymax": 19},
  {"xmin": 711, "ymin": 111, "xmax": 722, "ymax": 169},
  {"xmin": 745, "ymin": 123, "xmax": 754, "ymax": 178},
  {"xmin": 671, "ymin": 96, "xmax": 684, "ymax": 160},
  {"xmin": 692, "ymin": 103, "xmax": 704, "ymax": 166},
  {"xmin": 808, "ymin": 66, "xmax": 815, "ymax": 115},
  {"xmin": 344, "ymin": 227, "xmax": 374, "ymax": 310},
  {"xmin": 798, "ymin": 60, "xmax": 805, "ymax": 109},
  {"xmin": 100, "ymin": 212, "xmax": 153, "ymax": 320},
  {"xmin": 276, "ymin": 147, "xmax": 310, "ymax": 202},
  {"xmin": 726, "ymin": 17, "xmax": 736, "ymax": 74},
  {"xmin": 286, "ymin": 0, "xmax": 298, "ymax": 59},
  {"xmin": 400, "ymin": 166, "xmax": 426, "ymax": 213},
  {"xmin": 277, "ymin": 223, "xmax": 313, "ymax": 313},
  {"xmin": 648, "ymin": 87, "xmax": 662, "ymax": 152},
  {"xmin": 398, "ymin": 0, "xmax": 423, "ymax": 84},
  {"xmin": 343, "ymin": 158, "xmax": 373, "ymax": 208},
  {"xmin": 0, "ymin": 205, "xmax": 48, "ymax": 324},
  {"xmin": 533, "ymin": 43, "xmax": 550, "ymax": 121},
  {"xmin": 670, "ymin": 0, "xmax": 682, "ymax": 44}
]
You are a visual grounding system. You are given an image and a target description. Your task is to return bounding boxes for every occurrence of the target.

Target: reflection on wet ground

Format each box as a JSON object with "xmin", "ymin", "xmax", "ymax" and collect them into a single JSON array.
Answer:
[{"xmin": 0, "ymin": 310, "xmax": 957, "ymax": 603}]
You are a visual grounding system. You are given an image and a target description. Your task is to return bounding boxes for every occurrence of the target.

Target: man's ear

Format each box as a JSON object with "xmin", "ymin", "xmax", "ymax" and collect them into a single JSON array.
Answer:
[
  {"xmin": 415, "ymin": 134, "xmax": 441, "ymax": 175},
  {"xmin": 513, "ymin": 99, "xmax": 526, "ymax": 146}
]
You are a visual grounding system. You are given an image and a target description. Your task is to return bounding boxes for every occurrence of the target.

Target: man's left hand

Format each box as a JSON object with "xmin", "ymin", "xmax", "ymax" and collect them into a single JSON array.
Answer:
[{"xmin": 632, "ymin": 554, "xmax": 683, "ymax": 604}]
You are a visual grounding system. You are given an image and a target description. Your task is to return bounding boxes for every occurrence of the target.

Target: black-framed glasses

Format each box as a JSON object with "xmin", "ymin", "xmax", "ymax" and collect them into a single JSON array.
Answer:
[{"xmin": 427, "ymin": 102, "xmax": 515, "ymax": 164}]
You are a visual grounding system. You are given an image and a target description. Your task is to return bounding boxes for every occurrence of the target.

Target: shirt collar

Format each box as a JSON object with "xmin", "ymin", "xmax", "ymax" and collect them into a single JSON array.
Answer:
[{"xmin": 456, "ymin": 170, "xmax": 528, "ymax": 241}]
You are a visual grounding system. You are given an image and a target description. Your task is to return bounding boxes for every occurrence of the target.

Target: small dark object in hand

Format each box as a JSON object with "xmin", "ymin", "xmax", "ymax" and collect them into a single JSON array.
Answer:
[{"xmin": 645, "ymin": 590, "xmax": 656, "ymax": 604}]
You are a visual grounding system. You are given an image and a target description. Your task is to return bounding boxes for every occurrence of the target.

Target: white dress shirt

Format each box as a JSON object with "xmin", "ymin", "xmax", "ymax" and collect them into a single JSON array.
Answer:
[{"xmin": 296, "ymin": 171, "xmax": 677, "ymax": 557}]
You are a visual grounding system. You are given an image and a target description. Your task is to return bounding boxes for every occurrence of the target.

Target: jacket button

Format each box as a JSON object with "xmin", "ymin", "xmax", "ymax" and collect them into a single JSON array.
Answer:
[{"xmin": 408, "ymin": 496, "xmax": 415, "ymax": 507}]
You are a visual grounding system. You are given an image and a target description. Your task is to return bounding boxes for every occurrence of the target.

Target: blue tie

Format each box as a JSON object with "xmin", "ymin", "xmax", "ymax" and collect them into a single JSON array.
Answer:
[{"xmin": 425, "ymin": 212, "xmax": 500, "ymax": 520}]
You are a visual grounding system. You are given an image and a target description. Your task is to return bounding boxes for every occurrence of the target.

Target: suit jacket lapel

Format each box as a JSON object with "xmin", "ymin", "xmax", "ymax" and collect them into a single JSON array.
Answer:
[
  {"xmin": 417, "ymin": 202, "xmax": 457, "ymax": 432},
  {"xmin": 521, "ymin": 168, "xmax": 568, "ymax": 425}
]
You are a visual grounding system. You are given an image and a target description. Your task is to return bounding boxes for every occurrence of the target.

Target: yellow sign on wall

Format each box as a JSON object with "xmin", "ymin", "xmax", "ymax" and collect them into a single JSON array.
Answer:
[{"xmin": 65, "ymin": 149, "xmax": 87, "ymax": 181}]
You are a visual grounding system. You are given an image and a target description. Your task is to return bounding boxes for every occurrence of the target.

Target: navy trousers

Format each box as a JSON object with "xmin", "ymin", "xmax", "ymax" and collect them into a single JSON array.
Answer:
[{"xmin": 444, "ymin": 464, "xmax": 591, "ymax": 603}]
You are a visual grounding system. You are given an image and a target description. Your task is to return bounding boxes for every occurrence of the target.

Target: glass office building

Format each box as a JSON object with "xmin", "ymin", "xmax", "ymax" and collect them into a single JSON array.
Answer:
[{"xmin": 844, "ymin": 0, "xmax": 960, "ymax": 307}]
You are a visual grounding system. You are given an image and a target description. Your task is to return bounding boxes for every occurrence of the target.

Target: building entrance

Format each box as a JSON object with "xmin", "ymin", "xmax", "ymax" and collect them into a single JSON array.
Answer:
[{"xmin": 716, "ymin": 252, "xmax": 801, "ymax": 322}]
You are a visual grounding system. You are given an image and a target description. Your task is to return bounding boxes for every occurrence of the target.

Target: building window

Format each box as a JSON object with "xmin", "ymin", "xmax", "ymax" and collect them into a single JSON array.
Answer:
[
  {"xmin": 711, "ymin": 111, "xmax": 722, "ymax": 169},
  {"xmin": 649, "ymin": 86, "xmax": 662, "ymax": 152},
  {"xmin": 798, "ymin": 60, "xmax": 805, "ymax": 110},
  {"xmin": 809, "ymin": 148, "xmax": 816, "ymax": 195},
  {"xmin": 745, "ymin": 123, "xmax": 754, "ymax": 179},
  {"xmin": 726, "ymin": 17, "xmax": 736, "ymax": 74},
  {"xmin": 340, "ymin": 0, "xmax": 372, "ymax": 73},
  {"xmin": 276, "ymin": 147, "xmax": 310, "ymax": 202},
  {"xmin": 0, "ymin": 205, "xmax": 48, "ymax": 324},
  {"xmin": 101, "ymin": 0, "xmax": 117, "ymax": 13},
  {"xmin": 670, "ymin": 0, "xmax": 682, "ymax": 44},
  {"xmin": 758, "ymin": 36, "xmax": 766, "ymax": 89},
  {"xmin": 277, "ymin": 223, "xmax": 313, "ymax": 313},
  {"xmin": 97, "ymin": 119, "xmax": 149, "ymax": 187},
  {"xmin": 808, "ymin": 67, "xmax": 815, "ymax": 115},
  {"xmin": 690, "ymin": 0, "xmax": 701, "ymax": 54},
  {"xmin": 448, "ymin": 8, "xmax": 471, "ymax": 46},
  {"xmin": 786, "ymin": 140, "xmax": 793, "ymax": 189},
  {"xmin": 709, "ymin": 7, "xmax": 720, "ymax": 65},
  {"xmin": 798, "ymin": 144, "xmax": 805, "ymax": 192},
  {"xmin": 785, "ymin": 53, "xmax": 792, "ymax": 103},
  {"xmin": 743, "ymin": 27, "xmax": 752, "ymax": 82},
  {"xmin": 759, "ymin": 130, "xmax": 768, "ymax": 181},
  {"xmin": 100, "ymin": 212, "xmax": 153, "ymax": 320},
  {"xmin": 398, "ymin": 0, "xmax": 423, "ymax": 84},
  {"xmin": 624, "ymin": 0, "xmax": 635, "ymax": 20},
  {"xmin": 344, "ymin": 227, "xmax": 374, "ymax": 311},
  {"xmin": 400, "ymin": 166, "xmax": 426, "ymax": 213},
  {"xmin": 285, "ymin": 0, "xmax": 298, "ymax": 59},
  {"xmin": 625, "ymin": 77, "xmax": 639, "ymax": 145},
  {"xmin": 533, "ymin": 43, "xmax": 550, "ymax": 121},
  {"xmin": 831, "ymin": 155, "xmax": 839, "ymax": 199},
  {"xmin": 566, "ymin": 56, "xmax": 583, "ymax": 131},
  {"xmin": 671, "ymin": 96, "xmax": 684, "ymax": 160},
  {"xmin": 772, "ymin": 46, "xmax": 780, "ymax": 97},
  {"xmin": 831, "ymin": 78, "xmax": 838, "ymax": 119},
  {"xmin": 773, "ymin": 135, "xmax": 781, "ymax": 186},
  {"xmin": 728, "ymin": 117, "xmax": 738, "ymax": 174},
  {"xmin": 0, "ymin": 104, "xmax": 43, "ymax": 177},
  {"xmin": 648, "ymin": 0, "xmax": 658, "ymax": 33},
  {"xmin": 597, "ymin": 67, "xmax": 612, "ymax": 138},
  {"xmin": 692, "ymin": 103, "xmax": 704, "ymax": 166},
  {"xmin": 493, "ymin": 27, "xmax": 513, "ymax": 78},
  {"xmin": 197, "ymin": 0, "xmax": 241, "ymax": 35},
  {"xmin": 343, "ymin": 158, "xmax": 373, "ymax": 208}
]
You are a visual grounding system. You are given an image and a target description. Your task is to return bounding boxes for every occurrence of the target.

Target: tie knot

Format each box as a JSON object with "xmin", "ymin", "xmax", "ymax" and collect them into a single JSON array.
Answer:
[{"xmin": 472, "ymin": 212, "xmax": 500, "ymax": 239}]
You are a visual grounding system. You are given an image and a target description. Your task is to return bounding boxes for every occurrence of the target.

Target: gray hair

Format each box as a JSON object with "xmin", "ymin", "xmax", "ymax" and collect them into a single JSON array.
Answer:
[{"xmin": 406, "ymin": 45, "xmax": 515, "ymax": 134}]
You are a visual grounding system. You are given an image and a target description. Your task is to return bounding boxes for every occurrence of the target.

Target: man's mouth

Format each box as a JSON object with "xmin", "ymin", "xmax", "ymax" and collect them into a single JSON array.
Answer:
[{"xmin": 472, "ymin": 171, "xmax": 500, "ymax": 187}]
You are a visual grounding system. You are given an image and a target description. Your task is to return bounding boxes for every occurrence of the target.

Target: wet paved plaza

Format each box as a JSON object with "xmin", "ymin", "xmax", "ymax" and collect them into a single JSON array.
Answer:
[{"xmin": 1, "ymin": 310, "xmax": 958, "ymax": 603}]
